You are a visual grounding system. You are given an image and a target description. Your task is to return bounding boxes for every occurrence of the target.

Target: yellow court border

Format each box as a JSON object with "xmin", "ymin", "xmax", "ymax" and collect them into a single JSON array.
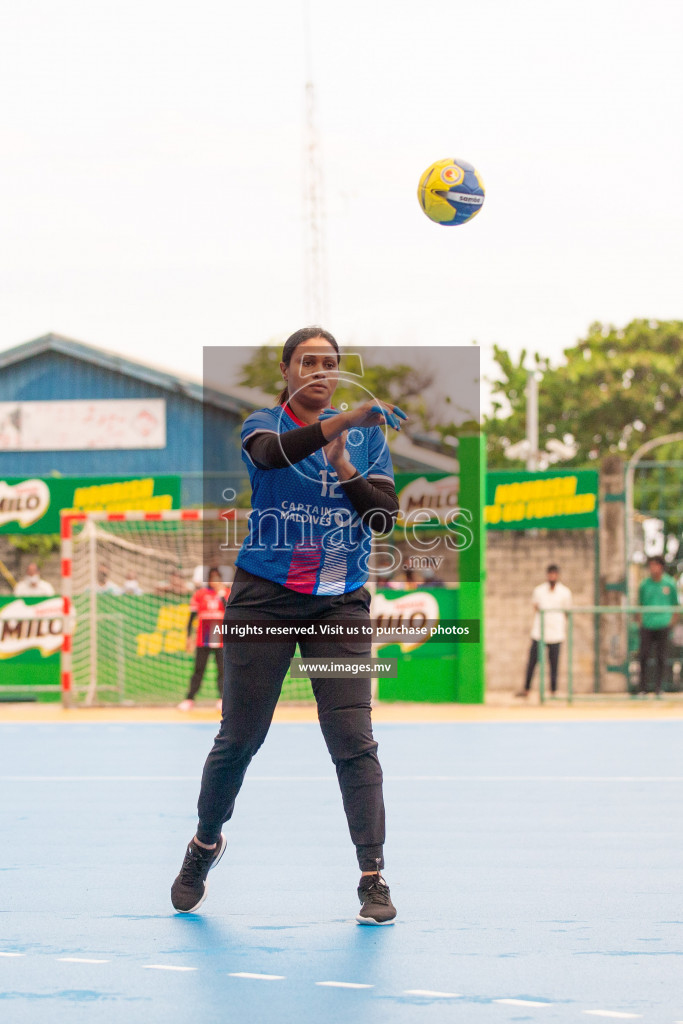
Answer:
[{"xmin": 2, "ymin": 700, "xmax": 683, "ymax": 725}]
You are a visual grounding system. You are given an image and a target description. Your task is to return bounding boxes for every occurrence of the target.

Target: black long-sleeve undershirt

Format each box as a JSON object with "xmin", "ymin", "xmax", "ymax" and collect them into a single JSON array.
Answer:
[
  {"xmin": 246, "ymin": 422, "xmax": 327, "ymax": 469},
  {"xmin": 337, "ymin": 471, "xmax": 399, "ymax": 535},
  {"xmin": 245, "ymin": 428, "xmax": 399, "ymax": 534}
]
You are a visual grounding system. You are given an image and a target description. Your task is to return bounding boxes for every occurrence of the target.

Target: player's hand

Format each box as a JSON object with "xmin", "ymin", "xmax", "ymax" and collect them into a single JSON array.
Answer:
[
  {"xmin": 323, "ymin": 430, "xmax": 350, "ymax": 470},
  {"xmin": 319, "ymin": 401, "xmax": 407, "ymax": 432},
  {"xmin": 186, "ymin": 637, "xmax": 195, "ymax": 655}
]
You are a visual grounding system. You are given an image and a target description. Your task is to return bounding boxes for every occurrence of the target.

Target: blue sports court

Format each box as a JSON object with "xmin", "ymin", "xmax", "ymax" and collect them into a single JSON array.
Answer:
[{"xmin": 1, "ymin": 718, "xmax": 682, "ymax": 1023}]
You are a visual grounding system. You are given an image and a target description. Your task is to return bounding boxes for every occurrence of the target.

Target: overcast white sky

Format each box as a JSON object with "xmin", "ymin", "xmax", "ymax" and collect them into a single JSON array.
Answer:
[{"xmin": 1, "ymin": 0, "xmax": 682, "ymax": 408}]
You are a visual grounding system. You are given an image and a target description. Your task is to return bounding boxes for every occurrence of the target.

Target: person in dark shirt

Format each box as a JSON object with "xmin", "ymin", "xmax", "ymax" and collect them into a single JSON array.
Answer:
[{"xmin": 637, "ymin": 556, "xmax": 679, "ymax": 696}]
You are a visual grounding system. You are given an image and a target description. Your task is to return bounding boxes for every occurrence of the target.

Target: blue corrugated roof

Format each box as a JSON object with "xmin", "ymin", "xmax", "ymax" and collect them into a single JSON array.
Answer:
[
  {"xmin": 0, "ymin": 333, "xmax": 459, "ymax": 475},
  {"xmin": 0, "ymin": 333, "xmax": 261, "ymax": 416}
]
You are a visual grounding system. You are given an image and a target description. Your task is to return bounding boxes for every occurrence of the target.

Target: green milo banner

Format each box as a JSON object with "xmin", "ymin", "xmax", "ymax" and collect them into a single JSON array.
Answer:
[
  {"xmin": 0, "ymin": 595, "xmax": 64, "ymax": 691},
  {"xmin": 375, "ymin": 587, "xmax": 469, "ymax": 702},
  {"xmin": 0, "ymin": 475, "xmax": 181, "ymax": 534},
  {"xmin": 394, "ymin": 471, "xmax": 460, "ymax": 523},
  {"xmin": 383, "ymin": 434, "xmax": 486, "ymax": 703},
  {"xmin": 485, "ymin": 468, "xmax": 598, "ymax": 530},
  {"xmin": 0, "ymin": 587, "xmax": 482, "ymax": 703}
]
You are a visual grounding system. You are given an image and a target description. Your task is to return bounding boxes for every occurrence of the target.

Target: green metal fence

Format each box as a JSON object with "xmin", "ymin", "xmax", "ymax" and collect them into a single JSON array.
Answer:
[{"xmin": 538, "ymin": 606, "xmax": 683, "ymax": 703}]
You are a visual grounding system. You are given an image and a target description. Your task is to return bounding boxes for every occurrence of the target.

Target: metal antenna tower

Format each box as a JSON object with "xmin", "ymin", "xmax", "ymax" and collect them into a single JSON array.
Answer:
[{"xmin": 302, "ymin": 1, "xmax": 328, "ymax": 324}]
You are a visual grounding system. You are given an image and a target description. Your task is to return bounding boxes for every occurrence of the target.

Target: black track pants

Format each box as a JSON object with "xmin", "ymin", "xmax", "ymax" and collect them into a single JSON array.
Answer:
[
  {"xmin": 524, "ymin": 639, "xmax": 561, "ymax": 693},
  {"xmin": 186, "ymin": 646, "xmax": 224, "ymax": 700},
  {"xmin": 639, "ymin": 627, "xmax": 669, "ymax": 695},
  {"xmin": 195, "ymin": 568, "xmax": 385, "ymax": 871}
]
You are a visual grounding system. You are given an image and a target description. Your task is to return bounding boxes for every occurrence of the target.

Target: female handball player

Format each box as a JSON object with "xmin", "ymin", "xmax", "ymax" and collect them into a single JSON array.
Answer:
[{"xmin": 171, "ymin": 327, "xmax": 406, "ymax": 924}]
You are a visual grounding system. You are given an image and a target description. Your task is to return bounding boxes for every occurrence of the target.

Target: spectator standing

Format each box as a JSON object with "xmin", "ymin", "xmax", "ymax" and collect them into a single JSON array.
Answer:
[
  {"xmin": 97, "ymin": 566, "xmax": 122, "ymax": 595},
  {"xmin": 14, "ymin": 563, "xmax": 55, "ymax": 596},
  {"xmin": 637, "ymin": 556, "xmax": 680, "ymax": 697},
  {"xmin": 155, "ymin": 569, "xmax": 193, "ymax": 597},
  {"xmin": 122, "ymin": 571, "xmax": 144, "ymax": 596},
  {"xmin": 516, "ymin": 564, "xmax": 572, "ymax": 698}
]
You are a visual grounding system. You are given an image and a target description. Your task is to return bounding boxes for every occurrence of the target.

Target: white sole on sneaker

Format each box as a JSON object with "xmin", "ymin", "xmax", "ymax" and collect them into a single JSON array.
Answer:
[
  {"xmin": 356, "ymin": 914, "xmax": 396, "ymax": 926},
  {"xmin": 181, "ymin": 885, "xmax": 209, "ymax": 914},
  {"xmin": 174, "ymin": 834, "xmax": 227, "ymax": 915}
]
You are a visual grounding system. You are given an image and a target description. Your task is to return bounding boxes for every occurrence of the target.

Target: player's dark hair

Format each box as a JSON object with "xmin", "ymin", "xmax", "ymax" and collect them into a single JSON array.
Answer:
[
  {"xmin": 208, "ymin": 567, "xmax": 221, "ymax": 579},
  {"xmin": 647, "ymin": 555, "xmax": 666, "ymax": 567},
  {"xmin": 547, "ymin": 564, "xmax": 559, "ymax": 573},
  {"xmin": 277, "ymin": 327, "xmax": 340, "ymax": 405}
]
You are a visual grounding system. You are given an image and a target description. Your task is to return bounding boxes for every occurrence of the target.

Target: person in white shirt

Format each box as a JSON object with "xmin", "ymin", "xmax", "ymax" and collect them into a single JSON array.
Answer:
[
  {"xmin": 14, "ymin": 562, "xmax": 55, "ymax": 597},
  {"xmin": 122, "ymin": 571, "xmax": 144, "ymax": 596},
  {"xmin": 516, "ymin": 564, "xmax": 573, "ymax": 697}
]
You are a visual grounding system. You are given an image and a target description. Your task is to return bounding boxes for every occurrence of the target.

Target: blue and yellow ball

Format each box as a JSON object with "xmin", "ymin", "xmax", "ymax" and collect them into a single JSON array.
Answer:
[{"xmin": 417, "ymin": 158, "xmax": 485, "ymax": 226}]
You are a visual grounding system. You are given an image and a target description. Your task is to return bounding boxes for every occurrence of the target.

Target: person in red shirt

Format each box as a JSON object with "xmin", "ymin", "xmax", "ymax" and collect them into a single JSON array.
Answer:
[{"xmin": 177, "ymin": 568, "xmax": 229, "ymax": 711}]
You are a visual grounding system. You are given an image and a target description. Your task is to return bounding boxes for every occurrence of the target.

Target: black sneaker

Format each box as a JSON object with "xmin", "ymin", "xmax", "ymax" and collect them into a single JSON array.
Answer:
[
  {"xmin": 171, "ymin": 835, "xmax": 226, "ymax": 913},
  {"xmin": 357, "ymin": 870, "xmax": 397, "ymax": 926}
]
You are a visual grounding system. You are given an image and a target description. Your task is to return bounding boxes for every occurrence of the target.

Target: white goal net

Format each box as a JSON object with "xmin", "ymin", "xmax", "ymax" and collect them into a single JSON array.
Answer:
[{"xmin": 60, "ymin": 509, "xmax": 315, "ymax": 706}]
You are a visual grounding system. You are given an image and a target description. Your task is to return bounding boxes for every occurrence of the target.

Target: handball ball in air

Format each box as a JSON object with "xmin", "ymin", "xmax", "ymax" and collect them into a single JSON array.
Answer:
[{"xmin": 417, "ymin": 158, "xmax": 485, "ymax": 226}]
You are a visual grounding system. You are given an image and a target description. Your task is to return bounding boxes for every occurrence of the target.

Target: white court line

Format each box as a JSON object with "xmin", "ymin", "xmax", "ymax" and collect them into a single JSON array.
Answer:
[
  {"xmin": 495, "ymin": 998, "xmax": 554, "ymax": 1007},
  {"xmin": 228, "ymin": 972, "xmax": 285, "ymax": 980},
  {"xmin": 0, "ymin": 950, "xmax": 657, "ymax": 1016},
  {"xmin": 0, "ymin": 776, "xmax": 199, "ymax": 782},
  {"xmin": 316, "ymin": 981, "xmax": 374, "ymax": 989},
  {"xmin": 57, "ymin": 957, "xmax": 109, "ymax": 964},
  {"xmin": 2, "ymin": 775, "xmax": 683, "ymax": 783},
  {"xmin": 143, "ymin": 964, "xmax": 197, "ymax": 972},
  {"xmin": 386, "ymin": 776, "xmax": 683, "ymax": 783},
  {"xmin": 583, "ymin": 1012, "xmax": 642, "ymax": 1019},
  {"xmin": 404, "ymin": 989, "xmax": 461, "ymax": 998}
]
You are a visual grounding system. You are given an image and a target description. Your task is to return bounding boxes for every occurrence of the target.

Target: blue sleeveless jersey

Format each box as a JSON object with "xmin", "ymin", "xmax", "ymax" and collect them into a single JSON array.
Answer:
[{"xmin": 235, "ymin": 404, "xmax": 394, "ymax": 595}]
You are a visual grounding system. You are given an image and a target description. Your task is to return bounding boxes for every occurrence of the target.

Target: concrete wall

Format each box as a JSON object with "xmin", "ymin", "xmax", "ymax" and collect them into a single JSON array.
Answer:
[{"xmin": 485, "ymin": 529, "xmax": 597, "ymax": 693}]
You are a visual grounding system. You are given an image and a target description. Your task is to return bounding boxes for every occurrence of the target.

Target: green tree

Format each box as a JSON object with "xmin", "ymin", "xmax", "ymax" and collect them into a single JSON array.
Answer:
[
  {"xmin": 484, "ymin": 319, "xmax": 683, "ymax": 470},
  {"xmin": 236, "ymin": 344, "xmax": 283, "ymax": 396},
  {"xmin": 6, "ymin": 534, "xmax": 61, "ymax": 562}
]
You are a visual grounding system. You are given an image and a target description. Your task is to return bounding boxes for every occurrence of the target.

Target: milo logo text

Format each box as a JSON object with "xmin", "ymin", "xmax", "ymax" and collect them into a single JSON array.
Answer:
[{"xmin": 0, "ymin": 479, "xmax": 50, "ymax": 529}]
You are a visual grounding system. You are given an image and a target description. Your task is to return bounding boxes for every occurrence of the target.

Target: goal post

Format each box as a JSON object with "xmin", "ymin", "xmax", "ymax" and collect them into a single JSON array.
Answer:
[{"xmin": 59, "ymin": 508, "xmax": 315, "ymax": 706}]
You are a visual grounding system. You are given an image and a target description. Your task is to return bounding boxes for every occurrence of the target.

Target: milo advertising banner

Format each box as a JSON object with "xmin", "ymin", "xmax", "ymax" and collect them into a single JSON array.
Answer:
[
  {"xmin": 394, "ymin": 472, "xmax": 460, "ymax": 525},
  {"xmin": 485, "ymin": 469, "xmax": 598, "ymax": 530},
  {"xmin": 0, "ymin": 475, "xmax": 181, "ymax": 534},
  {"xmin": 0, "ymin": 589, "xmax": 481, "ymax": 702},
  {"xmin": 92, "ymin": 589, "xmax": 476, "ymax": 704},
  {"xmin": 373, "ymin": 587, "xmax": 477, "ymax": 702},
  {"xmin": 0, "ymin": 595, "xmax": 64, "ymax": 690},
  {"xmin": 382, "ymin": 435, "xmax": 486, "ymax": 703}
]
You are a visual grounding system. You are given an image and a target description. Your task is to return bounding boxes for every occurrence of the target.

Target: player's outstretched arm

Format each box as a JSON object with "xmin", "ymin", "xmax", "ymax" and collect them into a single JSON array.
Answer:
[{"xmin": 245, "ymin": 402, "xmax": 407, "ymax": 470}]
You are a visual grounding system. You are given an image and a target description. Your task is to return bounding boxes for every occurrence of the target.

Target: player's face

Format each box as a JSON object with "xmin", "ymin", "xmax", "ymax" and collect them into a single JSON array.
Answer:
[{"xmin": 282, "ymin": 338, "xmax": 338, "ymax": 409}]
